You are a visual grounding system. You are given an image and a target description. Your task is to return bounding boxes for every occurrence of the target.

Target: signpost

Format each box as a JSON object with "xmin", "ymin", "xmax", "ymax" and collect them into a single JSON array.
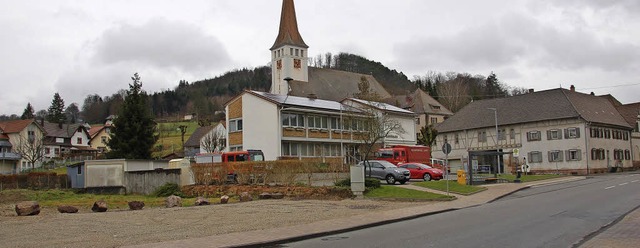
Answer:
[{"xmin": 442, "ymin": 142, "xmax": 452, "ymax": 196}]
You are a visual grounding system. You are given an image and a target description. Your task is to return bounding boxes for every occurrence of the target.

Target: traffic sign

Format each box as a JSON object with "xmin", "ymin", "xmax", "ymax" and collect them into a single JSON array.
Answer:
[{"xmin": 442, "ymin": 143, "xmax": 452, "ymax": 155}]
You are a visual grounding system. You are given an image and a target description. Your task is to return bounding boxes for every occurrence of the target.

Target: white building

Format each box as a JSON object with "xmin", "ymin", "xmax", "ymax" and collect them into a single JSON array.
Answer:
[{"xmin": 433, "ymin": 87, "xmax": 633, "ymax": 175}]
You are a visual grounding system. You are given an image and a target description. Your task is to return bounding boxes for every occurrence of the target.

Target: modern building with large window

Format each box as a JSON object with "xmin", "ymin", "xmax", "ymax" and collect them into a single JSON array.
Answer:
[{"xmin": 432, "ymin": 86, "xmax": 633, "ymax": 175}]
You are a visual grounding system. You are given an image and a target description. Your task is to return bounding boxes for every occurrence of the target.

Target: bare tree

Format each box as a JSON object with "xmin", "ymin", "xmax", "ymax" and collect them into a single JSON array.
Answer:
[
  {"xmin": 201, "ymin": 129, "xmax": 226, "ymax": 153},
  {"xmin": 437, "ymin": 76, "xmax": 472, "ymax": 112},
  {"xmin": 13, "ymin": 133, "xmax": 45, "ymax": 169}
]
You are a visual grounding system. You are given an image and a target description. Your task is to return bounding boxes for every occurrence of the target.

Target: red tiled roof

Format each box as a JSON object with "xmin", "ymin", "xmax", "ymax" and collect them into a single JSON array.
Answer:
[
  {"xmin": 0, "ymin": 119, "xmax": 35, "ymax": 133},
  {"xmin": 89, "ymin": 126, "xmax": 105, "ymax": 137}
]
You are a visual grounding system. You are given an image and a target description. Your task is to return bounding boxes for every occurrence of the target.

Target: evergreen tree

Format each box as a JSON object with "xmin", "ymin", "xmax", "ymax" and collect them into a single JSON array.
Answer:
[
  {"xmin": 20, "ymin": 103, "xmax": 35, "ymax": 120},
  {"xmin": 46, "ymin": 93, "xmax": 66, "ymax": 125},
  {"xmin": 107, "ymin": 73, "xmax": 158, "ymax": 159},
  {"xmin": 484, "ymin": 72, "xmax": 500, "ymax": 98}
]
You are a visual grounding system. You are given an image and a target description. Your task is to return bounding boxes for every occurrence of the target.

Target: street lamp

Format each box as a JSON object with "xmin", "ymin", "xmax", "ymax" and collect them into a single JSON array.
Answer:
[{"xmin": 488, "ymin": 108, "xmax": 500, "ymax": 176}]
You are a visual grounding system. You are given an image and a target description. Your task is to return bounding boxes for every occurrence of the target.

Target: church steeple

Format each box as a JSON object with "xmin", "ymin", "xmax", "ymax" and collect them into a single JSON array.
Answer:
[
  {"xmin": 270, "ymin": 0, "xmax": 308, "ymax": 50},
  {"xmin": 270, "ymin": 0, "xmax": 309, "ymax": 95}
]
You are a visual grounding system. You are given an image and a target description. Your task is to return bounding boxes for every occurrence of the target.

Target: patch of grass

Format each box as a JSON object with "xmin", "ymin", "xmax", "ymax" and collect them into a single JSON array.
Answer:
[
  {"xmin": 414, "ymin": 180, "xmax": 486, "ymax": 195},
  {"xmin": 365, "ymin": 186, "xmax": 454, "ymax": 200},
  {"xmin": 498, "ymin": 174, "xmax": 565, "ymax": 182},
  {"xmin": 1, "ymin": 189, "xmax": 194, "ymax": 210}
]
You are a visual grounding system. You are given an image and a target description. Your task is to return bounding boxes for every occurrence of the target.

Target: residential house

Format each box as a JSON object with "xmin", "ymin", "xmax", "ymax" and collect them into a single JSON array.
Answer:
[
  {"xmin": 392, "ymin": 89, "xmax": 454, "ymax": 138},
  {"xmin": 183, "ymin": 121, "xmax": 227, "ymax": 157},
  {"xmin": 225, "ymin": 90, "xmax": 415, "ymax": 162},
  {"xmin": 43, "ymin": 122, "xmax": 96, "ymax": 161},
  {"xmin": 0, "ymin": 119, "xmax": 47, "ymax": 172},
  {"xmin": 0, "ymin": 133, "xmax": 21, "ymax": 174},
  {"xmin": 432, "ymin": 87, "xmax": 633, "ymax": 175},
  {"xmin": 88, "ymin": 123, "xmax": 113, "ymax": 156},
  {"xmin": 613, "ymin": 102, "xmax": 640, "ymax": 165}
]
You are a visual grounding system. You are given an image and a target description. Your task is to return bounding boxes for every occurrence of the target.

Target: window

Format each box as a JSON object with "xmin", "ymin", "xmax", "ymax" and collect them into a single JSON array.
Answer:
[
  {"xmin": 528, "ymin": 151, "xmax": 543, "ymax": 163},
  {"xmin": 101, "ymin": 136, "xmax": 107, "ymax": 144},
  {"xmin": 45, "ymin": 148, "xmax": 50, "ymax": 154},
  {"xmin": 430, "ymin": 117, "xmax": 438, "ymax": 124},
  {"xmin": 527, "ymin": 131, "xmax": 541, "ymax": 141},
  {"xmin": 497, "ymin": 129, "xmax": 506, "ymax": 140},
  {"xmin": 77, "ymin": 137, "xmax": 82, "ymax": 144},
  {"xmin": 566, "ymin": 149, "xmax": 581, "ymax": 161},
  {"xmin": 454, "ymin": 134, "xmax": 459, "ymax": 144},
  {"xmin": 548, "ymin": 150, "xmax": 563, "ymax": 162},
  {"xmin": 229, "ymin": 146, "xmax": 243, "ymax": 152},
  {"xmin": 308, "ymin": 116, "xmax": 328, "ymax": 129},
  {"xmin": 54, "ymin": 148, "xmax": 60, "ymax": 155},
  {"xmin": 295, "ymin": 49, "xmax": 299, "ymax": 56},
  {"xmin": 282, "ymin": 113, "xmax": 304, "ymax": 127},
  {"xmin": 351, "ymin": 119, "xmax": 365, "ymax": 131},
  {"xmin": 28, "ymin": 130, "xmax": 35, "ymax": 143},
  {"xmin": 478, "ymin": 131, "xmax": 487, "ymax": 142},
  {"xmin": 625, "ymin": 150, "xmax": 631, "ymax": 160},
  {"xmin": 591, "ymin": 148, "xmax": 605, "ymax": 160},
  {"xmin": 565, "ymin": 127, "xmax": 580, "ymax": 139},
  {"xmin": 56, "ymin": 137, "xmax": 64, "ymax": 143},
  {"xmin": 613, "ymin": 149, "xmax": 623, "ymax": 160},
  {"xmin": 77, "ymin": 165, "xmax": 82, "ymax": 175},
  {"xmin": 301, "ymin": 50, "xmax": 304, "ymax": 57},
  {"xmin": 547, "ymin": 129, "xmax": 562, "ymax": 140},
  {"xmin": 510, "ymin": 128, "xmax": 515, "ymax": 140},
  {"xmin": 415, "ymin": 118, "xmax": 420, "ymax": 125},
  {"xmin": 623, "ymin": 131, "xmax": 629, "ymax": 141},
  {"xmin": 605, "ymin": 129, "xmax": 611, "ymax": 139},
  {"xmin": 330, "ymin": 117, "xmax": 343, "ymax": 130},
  {"xmin": 290, "ymin": 48, "xmax": 293, "ymax": 55},
  {"xmin": 229, "ymin": 119, "xmax": 243, "ymax": 132}
]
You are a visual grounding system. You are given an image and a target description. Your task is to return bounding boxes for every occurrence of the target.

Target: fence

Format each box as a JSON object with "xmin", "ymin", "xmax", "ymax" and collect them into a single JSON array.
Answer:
[
  {"xmin": 123, "ymin": 169, "xmax": 181, "ymax": 195},
  {"xmin": 191, "ymin": 159, "xmax": 349, "ymax": 186},
  {"xmin": 0, "ymin": 172, "xmax": 70, "ymax": 191}
]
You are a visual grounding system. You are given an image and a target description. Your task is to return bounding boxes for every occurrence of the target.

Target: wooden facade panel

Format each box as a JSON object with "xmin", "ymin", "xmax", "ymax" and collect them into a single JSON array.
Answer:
[
  {"xmin": 228, "ymin": 98, "xmax": 243, "ymax": 119},
  {"xmin": 308, "ymin": 130, "xmax": 330, "ymax": 139},
  {"xmin": 283, "ymin": 129, "xmax": 305, "ymax": 137},
  {"xmin": 229, "ymin": 132, "xmax": 243, "ymax": 145}
]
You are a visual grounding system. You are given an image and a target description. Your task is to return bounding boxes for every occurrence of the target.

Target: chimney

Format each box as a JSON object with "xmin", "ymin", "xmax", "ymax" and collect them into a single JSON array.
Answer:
[
  {"xmin": 307, "ymin": 93, "xmax": 317, "ymax": 100},
  {"xmin": 570, "ymin": 85, "xmax": 575, "ymax": 92},
  {"xmin": 528, "ymin": 89, "xmax": 534, "ymax": 93}
]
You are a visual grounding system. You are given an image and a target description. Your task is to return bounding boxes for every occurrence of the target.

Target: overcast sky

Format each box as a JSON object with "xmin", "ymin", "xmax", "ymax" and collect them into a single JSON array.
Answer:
[{"xmin": 1, "ymin": 0, "xmax": 639, "ymax": 115}]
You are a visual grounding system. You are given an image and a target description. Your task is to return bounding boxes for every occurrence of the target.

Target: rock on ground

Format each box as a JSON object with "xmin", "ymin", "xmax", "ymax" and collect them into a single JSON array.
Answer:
[
  {"xmin": 239, "ymin": 192, "xmax": 253, "ymax": 202},
  {"xmin": 15, "ymin": 201, "xmax": 40, "ymax": 216},
  {"xmin": 128, "ymin": 201, "xmax": 145, "ymax": 210},
  {"xmin": 92, "ymin": 200, "xmax": 108, "ymax": 212},
  {"xmin": 57, "ymin": 205, "xmax": 78, "ymax": 214},
  {"xmin": 220, "ymin": 195, "xmax": 230, "ymax": 204},
  {"xmin": 166, "ymin": 195, "xmax": 182, "ymax": 208},
  {"xmin": 195, "ymin": 197, "xmax": 210, "ymax": 206}
]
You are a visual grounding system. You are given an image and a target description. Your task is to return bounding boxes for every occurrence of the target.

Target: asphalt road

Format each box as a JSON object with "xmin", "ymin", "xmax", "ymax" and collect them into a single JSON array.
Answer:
[{"xmin": 277, "ymin": 173, "xmax": 640, "ymax": 248}]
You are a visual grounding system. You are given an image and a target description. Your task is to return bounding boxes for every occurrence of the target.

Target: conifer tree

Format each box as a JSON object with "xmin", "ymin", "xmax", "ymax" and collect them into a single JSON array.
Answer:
[
  {"xmin": 107, "ymin": 73, "xmax": 158, "ymax": 159},
  {"xmin": 46, "ymin": 93, "xmax": 66, "ymax": 125},
  {"xmin": 21, "ymin": 103, "xmax": 35, "ymax": 120}
]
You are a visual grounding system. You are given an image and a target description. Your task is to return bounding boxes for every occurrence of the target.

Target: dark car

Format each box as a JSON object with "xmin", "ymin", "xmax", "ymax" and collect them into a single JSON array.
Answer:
[
  {"xmin": 359, "ymin": 160, "xmax": 411, "ymax": 185},
  {"xmin": 398, "ymin": 163, "xmax": 444, "ymax": 181}
]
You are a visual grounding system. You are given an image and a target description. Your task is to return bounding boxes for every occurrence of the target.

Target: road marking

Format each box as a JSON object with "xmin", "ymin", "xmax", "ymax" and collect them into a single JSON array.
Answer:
[
  {"xmin": 632, "ymin": 180, "xmax": 639, "ymax": 183},
  {"xmin": 619, "ymin": 183, "xmax": 629, "ymax": 186},
  {"xmin": 605, "ymin": 186, "xmax": 616, "ymax": 189}
]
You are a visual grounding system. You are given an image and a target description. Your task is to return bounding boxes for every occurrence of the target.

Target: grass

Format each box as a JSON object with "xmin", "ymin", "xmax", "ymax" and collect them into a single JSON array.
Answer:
[
  {"xmin": 364, "ymin": 186, "xmax": 455, "ymax": 200},
  {"xmin": 153, "ymin": 121, "xmax": 200, "ymax": 158},
  {"xmin": 498, "ymin": 174, "xmax": 565, "ymax": 182},
  {"xmin": 0, "ymin": 189, "xmax": 196, "ymax": 210},
  {"xmin": 414, "ymin": 180, "xmax": 486, "ymax": 195}
]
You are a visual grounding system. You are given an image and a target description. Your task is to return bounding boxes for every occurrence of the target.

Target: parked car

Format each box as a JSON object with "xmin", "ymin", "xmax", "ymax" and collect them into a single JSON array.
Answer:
[
  {"xmin": 359, "ymin": 160, "xmax": 411, "ymax": 185},
  {"xmin": 398, "ymin": 163, "xmax": 443, "ymax": 181}
]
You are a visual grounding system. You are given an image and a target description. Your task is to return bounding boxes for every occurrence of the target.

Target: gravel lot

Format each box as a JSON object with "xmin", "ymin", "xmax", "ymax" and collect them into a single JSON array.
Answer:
[{"xmin": 0, "ymin": 198, "xmax": 429, "ymax": 248}]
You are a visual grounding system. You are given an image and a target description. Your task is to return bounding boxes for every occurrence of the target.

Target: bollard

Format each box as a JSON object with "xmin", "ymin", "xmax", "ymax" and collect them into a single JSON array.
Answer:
[{"xmin": 514, "ymin": 169, "xmax": 522, "ymax": 183}]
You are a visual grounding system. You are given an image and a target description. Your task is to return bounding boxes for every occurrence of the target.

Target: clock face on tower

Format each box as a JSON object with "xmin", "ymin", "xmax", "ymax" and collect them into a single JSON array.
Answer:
[
  {"xmin": 294, "ymin": 59, "xmax": 301, "ymax": 69},
  {"xmin": 277, "ymin": 60, "xmax": 282, "ymax": 69}
]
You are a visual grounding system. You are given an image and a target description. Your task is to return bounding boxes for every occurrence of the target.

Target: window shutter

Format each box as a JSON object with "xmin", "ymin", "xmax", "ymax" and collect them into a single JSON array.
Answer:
[
  {"xmin": 575, "ymin": 128, "xmax": 580, "ymax": 138},
  {"xmin": 558, "ymin": 151, "xmax": 564, "ymax": 161},
  {"xmin": 548, "ymin": 151, "xmax": 553, "ymax": 162},
  {"xmin": 565, "ymin": 150, "xmax": 570, "ymax": 160},
  {"xmin": 576, "ymin": 150, "xmax": 582, "ymax": 161},
  {"xmin": 526, "ymin": 132, "xmax": 531, "ymax": 141},
  {"xmin": 547, "ymin": 130, "xmax": 552, "ymax": 140},
  {"xmin": 564, "ymin": 129, "xmax": 569, "ymax": 139},
  {"xmin": 528, "ymin": 152, "xmax": 532, "ymax": 163}
]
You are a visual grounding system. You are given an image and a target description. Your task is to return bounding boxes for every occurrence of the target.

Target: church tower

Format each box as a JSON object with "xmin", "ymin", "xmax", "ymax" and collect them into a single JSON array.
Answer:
[{"xmin": 270, "ymin": 0, "xmax": 309, "ymax": 95}]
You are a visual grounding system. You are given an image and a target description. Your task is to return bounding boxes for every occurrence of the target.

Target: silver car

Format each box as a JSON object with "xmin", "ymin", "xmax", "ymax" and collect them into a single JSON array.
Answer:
[{"xmin": 359, "ymin": 160, "xmax": 411, "ymax": 185}]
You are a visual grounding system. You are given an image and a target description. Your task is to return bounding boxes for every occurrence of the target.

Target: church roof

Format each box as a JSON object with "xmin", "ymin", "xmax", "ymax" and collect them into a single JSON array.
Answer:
[
  {"xmin": 288, "ymin": 67, "xmax": 392, "ymax": 102},
  {"xmin": 270, "ymin": 0, "xmax": 308, "ymax": 50},
  {"xmin": 392, "ymin": 89, "xmax": 453, "ymax": 116}
]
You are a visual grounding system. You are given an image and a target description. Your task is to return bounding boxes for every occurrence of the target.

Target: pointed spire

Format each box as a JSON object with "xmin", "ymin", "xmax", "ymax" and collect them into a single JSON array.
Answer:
[{"xmin": 270, "ymin": 0, "xmax": 308, "ymax": 50}]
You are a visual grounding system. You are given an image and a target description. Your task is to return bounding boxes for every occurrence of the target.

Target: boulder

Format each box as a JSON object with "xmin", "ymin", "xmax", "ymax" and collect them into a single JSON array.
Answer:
[
  {"xmin": 220, "ymin": 195, "xmax": 230, "ymax": 204},
  {"xmin": 57, "ymin": 205, "xmax": 78, "ymax": 214},
  {"xmin": 165, "ymin": 195, "xmax": 182, "ymax": 208},
  {"xmin": 271, "ymin": 193, "xmax": 285, "ymax": 199},
  {"xmin": 15, "ymin": 201, "xmax": 40, "ymax": 216},
  {"xmin": 91, "ymin": 200, "xmax": 108, "ymax": 212},
  {"xmin": 258, "ymin": 192, "xmax": 272, "ymax": 199},
  {"xmin": 239, "ymin": 192, "xmax": 253, "ymax": 202},
  {"xmin": 195, "ymin": 197, "xmax": 210, "ymax": 206},
  {"xmin": 128, "ymin": 201, "xmax": 145, "ymax": 210}
]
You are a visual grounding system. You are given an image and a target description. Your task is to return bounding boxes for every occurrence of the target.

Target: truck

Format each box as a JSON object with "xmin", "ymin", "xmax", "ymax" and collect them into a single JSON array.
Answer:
[{"xmin": 375, "ymin": 145, "xmax": 432, "ymax": 166}]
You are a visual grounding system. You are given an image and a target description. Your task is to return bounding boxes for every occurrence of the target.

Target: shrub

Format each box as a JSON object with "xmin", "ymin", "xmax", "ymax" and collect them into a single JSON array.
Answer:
[
  {"xmin": 334, "ymin": 178, "xmax": 381, "ymax": 189},
  {"xmin": 153, "ymin": 183, "xmax": 183, "ymax": 197},
  {"xmin": 335, "ymin": 178, "xmax": 350, "ymax": 187}
]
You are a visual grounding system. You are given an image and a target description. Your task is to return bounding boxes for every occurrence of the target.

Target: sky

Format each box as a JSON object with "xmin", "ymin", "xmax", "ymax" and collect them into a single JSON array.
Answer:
[{"xmin": 1, "ymin": 0, "xmax": 639, "ymax": 115}]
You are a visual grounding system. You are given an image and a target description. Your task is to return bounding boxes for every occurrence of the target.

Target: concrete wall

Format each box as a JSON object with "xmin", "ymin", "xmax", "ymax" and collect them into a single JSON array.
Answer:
[
  {"xmin": 243, "ymin": 93, "xmax": 280, "ymax": 160},
  {"xmin": 124, "ymin": 169, "xmax": 181, "ymax": 195}
]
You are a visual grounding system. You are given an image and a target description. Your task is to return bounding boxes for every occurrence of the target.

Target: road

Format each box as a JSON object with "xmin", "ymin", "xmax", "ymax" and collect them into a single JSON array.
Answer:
[{"xmin": 276, "ymin": 173, "xmax": 640, "ymax": 248}]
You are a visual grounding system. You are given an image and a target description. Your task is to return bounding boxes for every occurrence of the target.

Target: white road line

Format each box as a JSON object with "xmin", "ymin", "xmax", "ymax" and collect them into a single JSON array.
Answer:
[
  {"xmin": 632, "ymin": 180, "xmax": 639, "ymax": 183},
  {"xmin": 619, "ymin": 183, "xmax": 629, "ymax": 186},
  {"xmin": 605, "ymin": 186, "xmax": 616, "ymax": 189}
]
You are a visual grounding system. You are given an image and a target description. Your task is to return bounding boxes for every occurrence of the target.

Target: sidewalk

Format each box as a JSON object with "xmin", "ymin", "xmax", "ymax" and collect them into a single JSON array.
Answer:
[
  {"xmin": 126, "ymin": 177, "xmax": 585, "ymax": 248},
  {"xmin": 580, "ymin": 206, "xmax": 640, "ymax": 248}
]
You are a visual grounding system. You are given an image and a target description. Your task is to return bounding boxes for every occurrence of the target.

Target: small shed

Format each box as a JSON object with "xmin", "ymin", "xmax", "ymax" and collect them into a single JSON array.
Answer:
[
  {"xmin": 84, "ymin": 159, "xmax": 177, "ymax": 194},
  {"xmin": 66, "ymin": 162, "xmax": 85, "ymax": 188}
]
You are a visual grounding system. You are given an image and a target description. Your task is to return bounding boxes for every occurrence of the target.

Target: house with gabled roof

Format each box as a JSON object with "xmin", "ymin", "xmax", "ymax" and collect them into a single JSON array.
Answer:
[
  {"xmin": 433, "ymin": 86, "xmax": 633, "ymax": 175},
  {"xmin": 392, "ymin": 89, "xmax": 454, "ymax": 139},
  {"xmin": 88, "ymin": 122, "xmax": 113, "ymax": 156},
  {"xmin": 43, "ymin": 122, "xmax": 96, "ymax": 161},
  {"xmin": 183, "ymin": 121, "xmax": 227, "ymax": 158},
  {"xmin": 0, "ymin": 119, "xmax": 47, "ymax": 172},
  {"xmin": 613, "ymin": 102, "xmax": 640, "ymax": 166}
]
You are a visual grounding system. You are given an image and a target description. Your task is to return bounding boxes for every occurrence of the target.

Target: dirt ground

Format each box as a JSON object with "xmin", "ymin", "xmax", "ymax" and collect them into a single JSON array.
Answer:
[{"xmin": 0, "ymin": 197, "xmax": 429, "ymax": 248}]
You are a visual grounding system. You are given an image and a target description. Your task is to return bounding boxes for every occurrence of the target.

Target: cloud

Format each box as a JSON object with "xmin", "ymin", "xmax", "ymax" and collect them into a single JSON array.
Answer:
[{"xmin": 92, "ymin": 18, "xmax": 232, "ymax": 72}]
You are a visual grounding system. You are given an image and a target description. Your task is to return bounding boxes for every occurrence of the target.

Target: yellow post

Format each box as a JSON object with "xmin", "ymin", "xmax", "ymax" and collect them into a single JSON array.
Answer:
[{"xmin": 457, "ymin": 169, "xmax": 467, "ymax": 185}]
